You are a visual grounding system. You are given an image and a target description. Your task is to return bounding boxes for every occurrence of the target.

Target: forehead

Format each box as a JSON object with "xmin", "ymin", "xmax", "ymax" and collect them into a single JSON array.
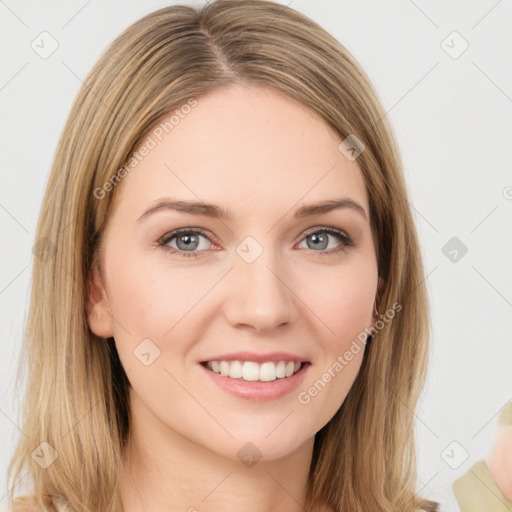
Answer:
[{"xmin": 110, "ymin": 84, "xmax": 368, "ymax": 223}]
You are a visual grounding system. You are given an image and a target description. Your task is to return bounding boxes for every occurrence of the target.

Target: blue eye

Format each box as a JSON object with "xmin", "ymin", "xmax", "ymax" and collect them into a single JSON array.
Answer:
[
  {"xmin": 298, "ymin": 227, "xmax": 355, "ymax": 256},
  {"xmin": 158, "ymin": 226, "xmax": 355, "ymax": 258},
  {"xmin": 158, "ymin": 228, "xmax": 212, "ymax": 258}
]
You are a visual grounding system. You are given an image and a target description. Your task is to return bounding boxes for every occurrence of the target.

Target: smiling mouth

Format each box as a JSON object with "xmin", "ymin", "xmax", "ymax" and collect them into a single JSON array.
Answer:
[{"xmin": 200, "ymin": 360, "xmax": 309, "ymax": 382}]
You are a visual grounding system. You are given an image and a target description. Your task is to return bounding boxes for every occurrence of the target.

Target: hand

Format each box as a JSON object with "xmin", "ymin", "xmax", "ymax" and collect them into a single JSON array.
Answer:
[{"xmin": 487, "ymin": 404, "xmax": 512, "ymax": 501}]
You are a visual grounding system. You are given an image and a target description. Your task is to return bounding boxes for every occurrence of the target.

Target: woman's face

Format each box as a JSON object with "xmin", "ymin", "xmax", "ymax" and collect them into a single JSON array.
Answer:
[{"xmin": 88, "ymin": 84, "xmax": 379, "ymax": 462}]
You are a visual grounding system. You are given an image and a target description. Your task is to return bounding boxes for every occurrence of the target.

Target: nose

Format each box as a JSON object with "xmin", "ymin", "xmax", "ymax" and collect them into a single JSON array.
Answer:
[{"xmin": 222, "ymin": 247, "xmax": 299, "ymax": 333}]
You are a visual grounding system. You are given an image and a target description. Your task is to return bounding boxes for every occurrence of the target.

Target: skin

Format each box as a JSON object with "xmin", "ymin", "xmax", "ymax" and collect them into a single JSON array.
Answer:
[
  {"xmin": 487, "ymin": 424, "xmax": 512, "ymax": 500},
  {"xmin": 87, "ymin": 84, "xmax": 379, "ymax": 512}
]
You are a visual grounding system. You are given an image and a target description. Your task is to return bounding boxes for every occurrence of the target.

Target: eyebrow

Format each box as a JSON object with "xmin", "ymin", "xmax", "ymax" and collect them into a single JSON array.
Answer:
[{"xmin": 137, "ymin": 197, "xmax": 368, "ymax": 222}]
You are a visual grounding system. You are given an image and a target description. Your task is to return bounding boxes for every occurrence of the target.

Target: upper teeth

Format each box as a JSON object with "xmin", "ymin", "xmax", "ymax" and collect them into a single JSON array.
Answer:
[{"xmin": 206, "ymin": 360, "xmax": 301, "ymax": 381}]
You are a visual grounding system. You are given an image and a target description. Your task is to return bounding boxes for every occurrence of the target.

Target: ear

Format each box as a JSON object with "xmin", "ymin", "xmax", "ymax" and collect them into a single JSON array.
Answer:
[{"xmin": 86, "ymin": 261, "xmax": 114, "ymax": 339}]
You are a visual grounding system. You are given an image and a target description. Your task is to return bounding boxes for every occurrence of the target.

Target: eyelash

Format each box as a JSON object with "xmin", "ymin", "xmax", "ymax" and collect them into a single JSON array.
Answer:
[{"xmin": 157, "ymin": 226, "xmax": 355, "ymax": 259}]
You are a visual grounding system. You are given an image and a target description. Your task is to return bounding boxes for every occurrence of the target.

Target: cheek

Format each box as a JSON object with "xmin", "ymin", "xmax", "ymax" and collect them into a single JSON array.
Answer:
[
  {"xmin": 297, "ymin": 259, "xmax": 377, "ymax": 347},
  {"xmin": 104, "ymin": 249, "xmax": 223, "ymax": 374},
  {"xmin": 105, "ymin": 242, "xmax": 197, "ymax": 331},
  {"xmin": 104, "ymin": 256, "xmax": 211, "ymax": 411},
  {"xmin": 292, "ymin": 261, "xmax": 376, "ymax": 423}
]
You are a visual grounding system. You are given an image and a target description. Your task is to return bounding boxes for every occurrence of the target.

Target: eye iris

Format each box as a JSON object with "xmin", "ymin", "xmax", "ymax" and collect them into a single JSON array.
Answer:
[
  {"xmin": 176, "ymin": 234, "xmax": 198, "ymax": 251},
  {"xmin": 307, "ymin": 233, "xmax": 328, "ymax": 250}
]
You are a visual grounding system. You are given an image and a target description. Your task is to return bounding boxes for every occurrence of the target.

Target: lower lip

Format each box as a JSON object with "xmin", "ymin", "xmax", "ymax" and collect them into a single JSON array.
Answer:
[{"xmin": 199, "ymin": 362, "xmax": 310, "ymax": 401}]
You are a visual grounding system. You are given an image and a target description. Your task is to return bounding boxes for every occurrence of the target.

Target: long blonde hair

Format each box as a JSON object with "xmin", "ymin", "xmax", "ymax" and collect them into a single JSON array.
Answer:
[{"xmin": 8, "ymin": 1, "xmax": 438, "ymax": 511}]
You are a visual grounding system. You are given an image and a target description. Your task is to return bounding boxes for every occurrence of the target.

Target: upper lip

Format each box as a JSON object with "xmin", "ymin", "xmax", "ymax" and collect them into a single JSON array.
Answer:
[{"xmin": 200, "ymin": 351, "xmax": 310, "ymax": 364}]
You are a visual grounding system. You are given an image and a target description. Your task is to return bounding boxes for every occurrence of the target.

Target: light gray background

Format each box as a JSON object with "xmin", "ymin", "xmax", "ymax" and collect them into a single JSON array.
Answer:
[{"xmin": 1, "ymin": 1, "xmax": 511, "ymax": 510}]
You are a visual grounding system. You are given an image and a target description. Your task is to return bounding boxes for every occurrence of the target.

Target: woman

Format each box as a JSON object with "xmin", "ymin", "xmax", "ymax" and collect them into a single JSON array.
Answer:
[{"xmin": 6, "ymin": 1, "xmax": 511, "ymax": 511}]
